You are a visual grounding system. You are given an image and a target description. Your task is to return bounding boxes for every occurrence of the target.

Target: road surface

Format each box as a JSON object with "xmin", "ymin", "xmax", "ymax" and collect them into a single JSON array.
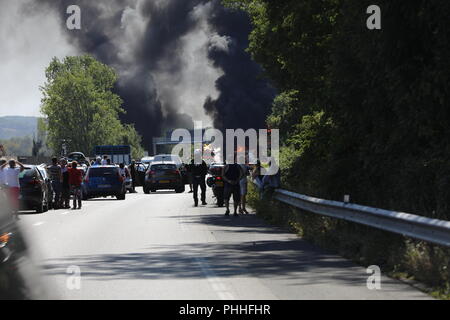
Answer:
[{"xmin": 17, "ymin": 189, "xmax": 431, "ymax": 300}]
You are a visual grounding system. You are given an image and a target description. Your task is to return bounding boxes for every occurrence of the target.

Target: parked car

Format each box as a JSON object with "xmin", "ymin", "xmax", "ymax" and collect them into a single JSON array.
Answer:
[
  {"xmin": 36, "ymin": 165, "xmax": 54, "ymax": 209},
  {"xmin": 82, "ymin": 166, "xmax": 126, "ymax": 200},
  {"xmin": 141, "ymin": 157, "xmax": 154, "ymax": 167},
  {"xmin": 206, "ymin": 163, "xmax": 225, "ymax": 207},
  {"xmin": 152, "ymin": 154, "xmax": 182, "ymax": 168},
  {"xmin": 144, "ymin": 161, "xmax": 185, "ymax": 194},
  {"xmin": 18, "ymin": 165, "xmax": 50, "ymax": 213},
  {"xmin": 67, "ymin": 152, "xmax": 88, "ymax": 165}
]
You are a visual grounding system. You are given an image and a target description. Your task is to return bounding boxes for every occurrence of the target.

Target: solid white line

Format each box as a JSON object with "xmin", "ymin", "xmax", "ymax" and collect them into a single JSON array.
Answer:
[{"xmin": 33, "ymin": 222, "xmax": 45, "ymax": 226}]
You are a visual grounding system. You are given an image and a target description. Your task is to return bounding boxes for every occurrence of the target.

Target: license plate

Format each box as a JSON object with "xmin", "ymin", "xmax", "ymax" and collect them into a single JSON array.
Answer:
[
  {"xmin": 159, "ymin": 180, "xmax": 170, "ymax": 184},
  {"xmin": 98, "ymin": 184, "xmax": 111, "ymax": 188}
]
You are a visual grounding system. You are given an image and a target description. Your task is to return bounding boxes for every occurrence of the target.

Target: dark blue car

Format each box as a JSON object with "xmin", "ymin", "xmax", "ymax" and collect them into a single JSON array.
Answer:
[{"xmin": 82, "ymin": 166, "xmax": 126, "ymax": 200}]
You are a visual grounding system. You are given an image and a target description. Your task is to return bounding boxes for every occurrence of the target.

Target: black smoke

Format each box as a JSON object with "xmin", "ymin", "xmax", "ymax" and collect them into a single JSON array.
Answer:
[
  {"xmin": 37, "ymin": 0, "xmax": 275, "ymax": 149},
  {"xmin": 204, "ymin": 4, "xmax": 276, "ymax": 131}
]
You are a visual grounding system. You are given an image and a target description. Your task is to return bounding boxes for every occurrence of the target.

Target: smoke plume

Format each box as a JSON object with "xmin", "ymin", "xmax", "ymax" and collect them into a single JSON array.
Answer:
[{"xmin": 35, "ymin": 0, "xmax": 275, "ymax": 148}]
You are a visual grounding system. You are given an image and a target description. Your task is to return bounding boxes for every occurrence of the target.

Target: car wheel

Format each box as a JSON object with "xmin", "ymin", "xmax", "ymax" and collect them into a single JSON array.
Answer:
[
  {"xmin": 144, "ymin": 186, "xmax": 150, "ymax": 194},
  {"xmin": 116, "ymin": 192, "xmax": 126, "ymax": 200},
  {"xmin": 36, "ymin": 202, "xmax": 44, "ymax": 214},
  {"xmin": 150, "ymin": 189, "xmax": 157, "ymax": 193}
]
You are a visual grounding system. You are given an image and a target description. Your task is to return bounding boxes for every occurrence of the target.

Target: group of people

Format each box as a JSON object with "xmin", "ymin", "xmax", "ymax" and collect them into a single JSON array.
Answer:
[
  {"xmin": 185, "ymin": 155, "xmax": 280, "ymax": 217},
  {"xmin": 0, "ymin": 157, "xmax": 85, "ymax": 219},
  {"xmin": 47, "ymin": 157, "xmax": 84, "ymax": 210}
]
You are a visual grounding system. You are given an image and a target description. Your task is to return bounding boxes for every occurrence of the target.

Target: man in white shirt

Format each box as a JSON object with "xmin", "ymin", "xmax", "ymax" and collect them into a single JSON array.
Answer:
[{"xmin": 1, "ymin": 159, "xmax": 25, "ymax": 219}]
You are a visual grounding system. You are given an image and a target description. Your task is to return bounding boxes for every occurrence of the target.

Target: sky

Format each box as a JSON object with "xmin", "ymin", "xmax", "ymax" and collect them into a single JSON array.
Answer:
[{"xmin": 0, "ymin": 0, "xmax": 79, "ymax": 117}]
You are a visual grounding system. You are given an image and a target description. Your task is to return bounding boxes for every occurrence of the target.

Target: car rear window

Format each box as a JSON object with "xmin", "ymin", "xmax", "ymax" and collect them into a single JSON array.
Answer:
[
  {"xmin": 88, "ymin": 168, "xmax": 118, "ymax": 177},
  {"xmin": 151, "ymin": 164, "xmax": 177, "ymax": 171},
  {"xmin": 19, "ymin": 168, "xmax": 36, "ymax": 179},
  {"xmin": 154, "ymin": 156, "xmax": 181, "ymax": 165}
]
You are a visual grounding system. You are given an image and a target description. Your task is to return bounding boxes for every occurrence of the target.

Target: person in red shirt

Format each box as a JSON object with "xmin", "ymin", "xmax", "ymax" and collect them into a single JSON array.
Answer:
[{"xmin": 68, "ymin": 161, "xmax": 83, "ymax": 210}]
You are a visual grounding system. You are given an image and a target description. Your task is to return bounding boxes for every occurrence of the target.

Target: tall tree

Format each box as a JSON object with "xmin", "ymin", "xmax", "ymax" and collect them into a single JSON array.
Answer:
[{"xmin": 40, "ymin": 55, "xmax": 143, "ymax": 158}]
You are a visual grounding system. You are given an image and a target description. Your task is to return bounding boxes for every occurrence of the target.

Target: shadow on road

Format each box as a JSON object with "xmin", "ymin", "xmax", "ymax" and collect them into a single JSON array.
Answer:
[{"xmin": 41, "ymin": 238, "xmax": 369, "ymax": 288}]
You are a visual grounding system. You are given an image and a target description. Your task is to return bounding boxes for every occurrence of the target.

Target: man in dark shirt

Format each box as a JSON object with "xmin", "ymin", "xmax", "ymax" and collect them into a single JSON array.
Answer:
[
  {"xmin": 47, "ymin": 157, "xmax": 62, "ymax": 209},
  {"xmin": 60, "ymin": 159, "xmax": 70, "ymax": 209},
  {"xmin": 129, "ymin": 161, "xmax": 137, "ymax": 193},
  {"xmin": 191, "ymin": 159, "xmax": 208, "ymax": 207},
  {"xmin": 222, "ymin": 158, "xmax": 244, "ymax": 216}
]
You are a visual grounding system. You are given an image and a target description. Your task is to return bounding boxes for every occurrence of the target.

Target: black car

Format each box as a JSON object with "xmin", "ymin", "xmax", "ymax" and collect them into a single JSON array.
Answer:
[
  {"xmin": 19, "ymin": 165, "xmax": 50, "ymax": 213},
  {"xmin": 144, "ymin": 161, "xmax": 185, "ymax": 194}
]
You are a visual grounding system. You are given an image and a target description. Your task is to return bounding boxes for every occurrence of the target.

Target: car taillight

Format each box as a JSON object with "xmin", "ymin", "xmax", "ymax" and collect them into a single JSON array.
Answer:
[
  {"xmin": 29, "ymin": 179, "xmax": 41, "ymax": 185},
  {"xmin": 173, "ymin": 170, "xmax": 180, "ymax": 174},
  {"xmin": 216, "ymin": 176, "xmax": 222, "ymax": 180}
]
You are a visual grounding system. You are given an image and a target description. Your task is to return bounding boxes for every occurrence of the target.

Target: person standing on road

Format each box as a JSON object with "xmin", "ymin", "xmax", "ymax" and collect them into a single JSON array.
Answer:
[
  {"xmin": 191, "ymin": 158, "xmax": 208, "ymax": 207},
  {"xmin": 1, "ymin": 160, "xmax": 25, "ymax": 219},
  {"xmin": 238, "ymin": 162, "xmax": 250, "ymax": 214},
  {"xmin": 222, "ymin": 156, "xmax": 244, "ymax": 216},
  {"xmin": 60, "ymin": 158, "xmax": 71, "ymax": 209},
  {"xmin": 68, "ymin": 161, "xmax": 83, "ymax": 210},
  {"xmin": 47, "ymin": 157, "xmax": 62, "ymax": 209},
  {"xmin": 185, "ymin": 162, "xmax": 194, "ymax": 193},
  {"xmin": 129, "ymin": 161, "xmax": 137, "ymax": 193},
  {"xmin": 119, "ymin": 163, "xmax": 130, "ymax": 180}
]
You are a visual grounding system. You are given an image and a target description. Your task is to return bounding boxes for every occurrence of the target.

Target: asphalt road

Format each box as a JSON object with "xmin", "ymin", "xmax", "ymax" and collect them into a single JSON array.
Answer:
[{"xmin": 17, "ymin": 189, "xmax": 431, "ymax": 300}]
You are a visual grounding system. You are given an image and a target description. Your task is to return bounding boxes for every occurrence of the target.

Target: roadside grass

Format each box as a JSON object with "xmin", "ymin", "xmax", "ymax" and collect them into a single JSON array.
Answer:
[{"xmin": 247, "ymin": 184, "xmax": 450, "ymax": 300}]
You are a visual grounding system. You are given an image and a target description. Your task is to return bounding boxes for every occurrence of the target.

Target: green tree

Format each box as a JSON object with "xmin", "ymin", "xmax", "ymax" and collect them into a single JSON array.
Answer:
[{"xmin": 40, "ymin": 55, "xmax": 143, "ymax": 158}]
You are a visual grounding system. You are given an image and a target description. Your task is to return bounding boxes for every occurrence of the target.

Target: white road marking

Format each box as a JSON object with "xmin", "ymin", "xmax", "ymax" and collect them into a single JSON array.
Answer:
[
  {"xmin": 196, "ymin": 258, "xmax": 235, "ymax": 300},
  {"xmin": 33, "ymin": 222, "xmax": 45, "ymax": 227}
]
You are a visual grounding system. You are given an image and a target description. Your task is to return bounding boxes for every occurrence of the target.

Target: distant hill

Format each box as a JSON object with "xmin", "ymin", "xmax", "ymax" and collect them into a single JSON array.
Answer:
[{"xmin": 0, "ymin": 116, "xmax": 39, "ymax": 139}]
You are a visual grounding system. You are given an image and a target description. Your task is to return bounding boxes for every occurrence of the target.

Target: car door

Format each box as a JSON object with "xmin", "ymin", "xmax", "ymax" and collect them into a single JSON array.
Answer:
[{"xmin": 36, "ymin": 169, "xmax": 48, "ymax": 208}]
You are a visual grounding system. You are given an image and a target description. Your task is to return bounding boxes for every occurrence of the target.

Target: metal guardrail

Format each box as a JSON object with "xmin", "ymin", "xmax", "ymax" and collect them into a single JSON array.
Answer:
[{"xmin": 270, "ymin": 188, "xmax": 450, "ymax": 247}]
